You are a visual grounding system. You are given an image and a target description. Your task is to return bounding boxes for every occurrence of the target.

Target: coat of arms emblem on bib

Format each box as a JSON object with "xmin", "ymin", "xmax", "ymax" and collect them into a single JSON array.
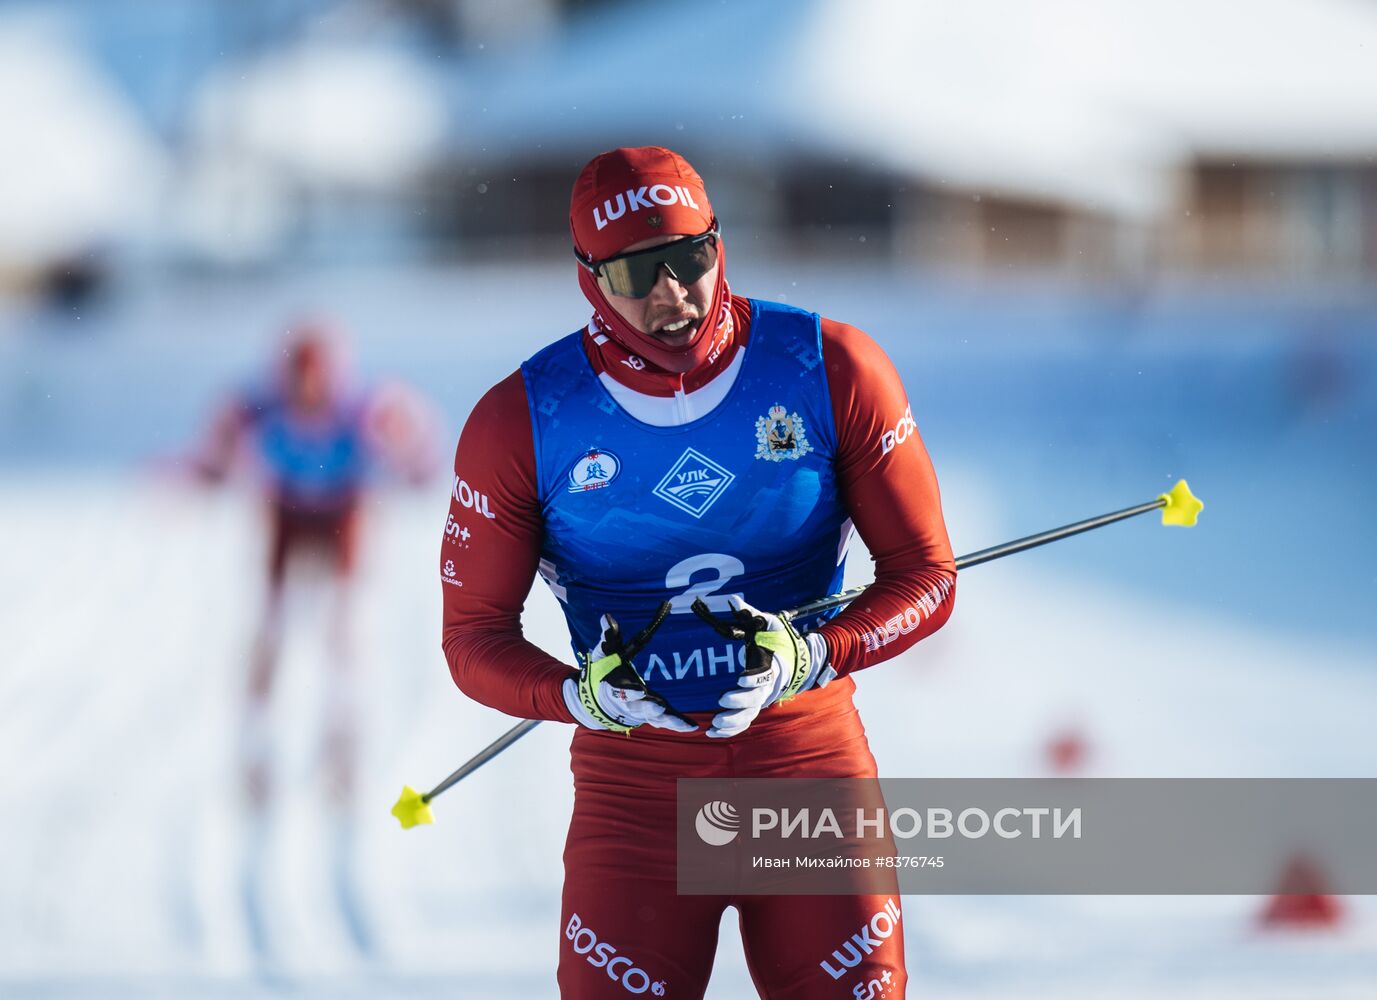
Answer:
[{"xmin": 755, "ymin": 404, "xmax": 813, "ymax": 462}]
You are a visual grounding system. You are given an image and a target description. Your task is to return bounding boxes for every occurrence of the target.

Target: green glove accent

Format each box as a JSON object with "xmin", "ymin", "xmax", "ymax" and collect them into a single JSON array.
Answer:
[
  {"xmin": 753, "ymin": 624, "xmax": 812, "ymax": 702},
  {"xmin": 691, "ymin": 598, "xmax": 812, "ymax": 702},
  {"xmin": 573, "ymin": 601, "xmax": 676, "ymax": 734},
  {"xmin": 574, "ymin": 648, "xmax": 639, "ymax": 734}
]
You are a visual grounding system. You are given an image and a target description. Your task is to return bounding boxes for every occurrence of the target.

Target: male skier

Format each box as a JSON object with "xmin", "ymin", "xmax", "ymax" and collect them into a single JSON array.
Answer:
[{"xmin": 440, "ymin": 147, "xmax": 956, "ymax": 997}]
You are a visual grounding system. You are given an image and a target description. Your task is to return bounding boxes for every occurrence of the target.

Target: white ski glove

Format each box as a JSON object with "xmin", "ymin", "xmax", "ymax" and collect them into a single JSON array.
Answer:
[
  {"xmin": 691, "ymin": 596, "xmax": 836, "ymax": 738},
  {"xmin": 562, "ymin": 602, "xmax": 698, "ymax": 734}
]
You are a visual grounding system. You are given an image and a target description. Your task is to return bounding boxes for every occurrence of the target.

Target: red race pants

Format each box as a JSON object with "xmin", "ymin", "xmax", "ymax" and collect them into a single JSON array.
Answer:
[{"xmin": 558, "ymin": 679, "xmax": 906, "ymax": 999}]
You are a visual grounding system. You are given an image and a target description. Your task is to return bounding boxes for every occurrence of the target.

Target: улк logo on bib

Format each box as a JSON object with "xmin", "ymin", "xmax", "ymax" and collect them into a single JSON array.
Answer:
[
  {"xmin": 755, "ymin": 404, "xmax": 813, "ymax": 462},
  {"xmin": 568, "ymin": 449, "xmax": 621, "ymax": 493},
  {"xmin": 652, "ymin": 448, "xmax": 735, "ymax": 518}
]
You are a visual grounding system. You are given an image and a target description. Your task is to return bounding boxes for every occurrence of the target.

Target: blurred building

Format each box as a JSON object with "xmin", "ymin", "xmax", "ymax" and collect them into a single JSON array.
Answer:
[
  {"xmin": 3, "ymin": 0, "xmax": 1377, "ymax": 292},
  {"xmin": 438, "ymin": 0, "xmax": 1377, "ymax": 285},
  {"xmin": 1173, "ymin": 159, "xmax": 1377, "ymax": 281}
]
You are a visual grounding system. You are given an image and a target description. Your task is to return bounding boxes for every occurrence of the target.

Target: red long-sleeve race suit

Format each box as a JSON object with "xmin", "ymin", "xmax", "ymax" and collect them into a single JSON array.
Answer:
[{"xmin": 440, "ymin": 295, "xmax": 955, "ymax": 998}]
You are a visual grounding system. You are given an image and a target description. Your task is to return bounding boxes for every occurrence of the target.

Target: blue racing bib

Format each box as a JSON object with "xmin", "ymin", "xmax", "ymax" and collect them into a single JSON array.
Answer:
[
  {"xmin": 250, "ymin": 392, "xmax": 368, "ymax": 506},
  {"xmin": 522, "ymin": 299, "xmax": 849, "ymax": 713}
]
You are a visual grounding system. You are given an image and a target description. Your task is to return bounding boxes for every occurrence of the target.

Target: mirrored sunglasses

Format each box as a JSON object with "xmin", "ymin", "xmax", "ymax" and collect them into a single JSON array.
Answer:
[{"xmin": 580, "ymin": 230, "xmax": 719, "ymax": 299}]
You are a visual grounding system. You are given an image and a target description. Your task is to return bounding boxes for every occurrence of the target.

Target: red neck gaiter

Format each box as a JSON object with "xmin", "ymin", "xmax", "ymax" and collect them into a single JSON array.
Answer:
[
  {"xmin": 585, "ymin": 283, "xmax": 746, "ymax": 396},
  {"xmin": 570, "ymin": 146, "xmax": 730, "ymax": 376}
]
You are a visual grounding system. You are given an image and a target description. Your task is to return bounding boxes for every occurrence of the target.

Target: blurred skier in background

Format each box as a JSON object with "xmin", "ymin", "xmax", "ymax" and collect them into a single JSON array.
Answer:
[{"xmin": 195, "ymin": 319, "xmax": 436, "ymax": 809}]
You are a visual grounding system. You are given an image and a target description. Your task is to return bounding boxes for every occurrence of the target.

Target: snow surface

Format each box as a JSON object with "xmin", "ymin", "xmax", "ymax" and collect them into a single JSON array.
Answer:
[{"xmin": 0, "ymin": 473, "xmax": 1373, "ymax": 999}]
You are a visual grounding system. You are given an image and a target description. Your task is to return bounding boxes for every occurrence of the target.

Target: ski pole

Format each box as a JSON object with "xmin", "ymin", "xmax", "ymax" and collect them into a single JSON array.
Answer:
[{"xmin": 392, "ymin": 479, "xmax": 1203, "ymax": 828}]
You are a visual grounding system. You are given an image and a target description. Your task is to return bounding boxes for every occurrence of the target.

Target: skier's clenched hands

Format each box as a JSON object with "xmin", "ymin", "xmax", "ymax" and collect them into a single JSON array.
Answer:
[
  {"xmin": 562, "ymin": 602, "xmax": 698, "ymax": 734},
  {"xmin": 691, "ymin": 597, "xmax": 836, "ymax": 738}
]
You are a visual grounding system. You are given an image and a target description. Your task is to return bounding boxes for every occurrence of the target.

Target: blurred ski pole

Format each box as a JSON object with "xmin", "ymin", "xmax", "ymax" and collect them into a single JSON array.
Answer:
[{"xmin": 393, "ymin": 479, "xmax": 1204, "ymax": 828}]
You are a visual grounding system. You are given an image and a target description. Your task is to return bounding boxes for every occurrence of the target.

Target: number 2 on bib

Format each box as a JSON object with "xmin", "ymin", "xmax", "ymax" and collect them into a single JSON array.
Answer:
[{"xmin": 664, "ymin": 553, "xmax": 744, "ymax": 614}]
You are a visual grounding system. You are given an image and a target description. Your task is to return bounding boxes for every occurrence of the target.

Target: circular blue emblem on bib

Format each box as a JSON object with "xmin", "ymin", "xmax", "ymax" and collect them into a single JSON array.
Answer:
[{"xmin": 567, "ymin": 449, "xmax": 621, "ymax": 493}]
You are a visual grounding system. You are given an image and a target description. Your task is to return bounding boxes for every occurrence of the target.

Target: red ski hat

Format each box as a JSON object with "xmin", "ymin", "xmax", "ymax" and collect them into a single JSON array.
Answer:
[
  {"xmin": 281, "ymin": 319, "xmax": 341, "ymax": 385},
  {"xmin": 570, "ymin": 146, "xmax": 715, "ymax": 261},
  {"xmin": 569, "ymin": 147, "xmax": 729, "ymax": 375},
  {"xmin": 278, "ymin": 318, "xmax": 348, "ymax": 410}
]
